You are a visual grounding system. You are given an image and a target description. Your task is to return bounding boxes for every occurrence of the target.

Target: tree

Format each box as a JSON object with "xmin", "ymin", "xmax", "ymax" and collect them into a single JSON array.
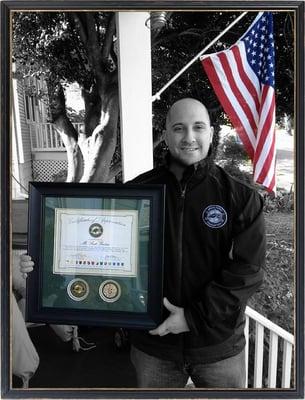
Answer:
[
  {"xmin": 13, "ymin": 11, "xmax": 294, "ymax": 182},
  {"xmin": 151, "ymin": 11, "xmax": 294, "ymax": 132},
  {"xmin": 13, "ymin": 12, "xmax": 119, "ymax": 183},
  {"xmin": 216, "ymin": 135, "xmax": 253, "ymax": 184}
]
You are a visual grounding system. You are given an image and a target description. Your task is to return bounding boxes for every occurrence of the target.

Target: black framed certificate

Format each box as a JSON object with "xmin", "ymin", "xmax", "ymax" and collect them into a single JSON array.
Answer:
[{"xmin": 26, "ymin": 182, "xmax": 165, "ymax": 330}]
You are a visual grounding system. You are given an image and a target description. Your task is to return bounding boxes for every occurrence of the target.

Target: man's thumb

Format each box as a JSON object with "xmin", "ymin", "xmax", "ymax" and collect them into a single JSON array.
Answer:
[{"xmin": 163, "ymin": 297, "xmax": 177, "ymax": 312}]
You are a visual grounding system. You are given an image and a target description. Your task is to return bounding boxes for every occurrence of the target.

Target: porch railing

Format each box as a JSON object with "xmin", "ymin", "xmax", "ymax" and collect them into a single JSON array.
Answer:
[
  {"xmin": 244, "ymin": 305, "xmax": 294, "ymax": 388},
  {"xmin": 28, "ymin": 122, "xmax": 83, "ymax": 151},
  {"xmin": 185, "ymin": 306, "xmax": 294, "ymax": 389}
]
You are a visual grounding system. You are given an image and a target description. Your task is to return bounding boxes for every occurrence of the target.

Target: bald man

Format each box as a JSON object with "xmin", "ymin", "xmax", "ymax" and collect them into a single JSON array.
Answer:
[
  {"xmin": 130, "ymin": 98, "xmax": 265, "ymax": 388},
  {"xmin": 20, "ymin": 98, "xmax": 265, "ymax": 388}
]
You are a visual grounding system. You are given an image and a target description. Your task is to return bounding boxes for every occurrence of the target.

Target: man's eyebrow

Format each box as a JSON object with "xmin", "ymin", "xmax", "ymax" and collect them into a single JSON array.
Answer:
[{"xmin": 171, "ymin": 121, "xmax": 208, "ymax": 127}]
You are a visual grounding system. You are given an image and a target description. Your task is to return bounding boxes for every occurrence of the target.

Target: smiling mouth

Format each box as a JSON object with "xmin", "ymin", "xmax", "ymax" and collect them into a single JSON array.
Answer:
[{"xmin": 181, "ymin": 147, "xmax": 199, "ymax": 152}]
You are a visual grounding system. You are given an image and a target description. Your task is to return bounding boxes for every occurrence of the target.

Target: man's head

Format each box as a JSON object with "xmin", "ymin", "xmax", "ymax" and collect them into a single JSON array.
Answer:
[{"xmin": 164, "ymin": 98, "xmax": 214, "ymax": 167}]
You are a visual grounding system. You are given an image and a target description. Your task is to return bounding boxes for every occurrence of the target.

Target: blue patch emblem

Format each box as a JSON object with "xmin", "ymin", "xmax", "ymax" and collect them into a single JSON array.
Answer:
[{"xmin": 202, "ymin": 205, "xmax": 227, "ymax": 228}]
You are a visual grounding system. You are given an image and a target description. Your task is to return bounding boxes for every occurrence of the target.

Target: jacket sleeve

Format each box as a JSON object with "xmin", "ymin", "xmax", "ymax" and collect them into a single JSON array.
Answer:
[{"xmin": 184, "ymin": 190, "xmax": 266, "ymax": 340}]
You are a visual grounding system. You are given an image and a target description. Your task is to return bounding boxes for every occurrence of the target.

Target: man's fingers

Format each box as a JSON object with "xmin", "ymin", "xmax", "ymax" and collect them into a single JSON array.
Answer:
[
  {"xmin": 163, "ymin": 297, "xmax": 177, "ymax": 313},
  {"xmin": 21, "ymin": 261, "xmax": 34, "ymax": 267},
  {"xmin": 149, "ymin": 328, "xmax": 169, "ymax": 336},
  {"xmin": 159, "ymin": 329, "xmax": 170, "ymax": 337},
  {"xmin": 20, "ymin": 254, "xmax": 34, "ymax": 278},
  {"xmin": 21, "ymin": 264, "xmax": 34, "ymax": 272},
  {"xmin": 149, "ymin": 321, "xmax": 168, "ymax": 336},
  {"xmin": 20, "ymin": 254, "xmax": 32, "ymax": 262},
  {"xmin": 149, "ymin": 327, "xmax": 160, "ymax": 335}
]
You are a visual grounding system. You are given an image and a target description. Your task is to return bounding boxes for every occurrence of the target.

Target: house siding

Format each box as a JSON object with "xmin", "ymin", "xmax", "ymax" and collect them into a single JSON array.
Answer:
[
  {"xmin": 16, "ymin": 80, "xmax": 33, "ymax": 195},
  {"xmin": 13, "ymin": 77, "xmax": 72, "ymax": 188},
  {"xmin": 17, "ymin": 80, "xmax": 32, "ymax": 165}
]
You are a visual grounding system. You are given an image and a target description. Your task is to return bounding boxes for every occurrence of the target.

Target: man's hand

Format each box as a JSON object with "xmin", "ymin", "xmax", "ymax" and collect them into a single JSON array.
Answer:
[
  {"xmin": 20, "ymin": 254, "xmax": 34, "ymax": 279},
  {"xmin": 149, "ymin": 297, "xmax": 190, "ymax": 336}
]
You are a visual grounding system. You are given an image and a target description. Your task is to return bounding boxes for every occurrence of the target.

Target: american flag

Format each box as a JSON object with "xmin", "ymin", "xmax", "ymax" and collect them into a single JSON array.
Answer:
[{"xmin": 201, "ymin": 12, "xmax": 276, "ymax": 193}]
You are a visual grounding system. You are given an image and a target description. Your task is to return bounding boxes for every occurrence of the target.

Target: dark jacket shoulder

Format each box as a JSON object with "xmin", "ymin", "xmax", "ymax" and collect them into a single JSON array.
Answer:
[
  {"xmin": 128, "ymin": 166, "xmax": 166, "ymax": 184},
  {"xmin": 212, "ymin": 165, "xmax": 263, "ymax": 210}
]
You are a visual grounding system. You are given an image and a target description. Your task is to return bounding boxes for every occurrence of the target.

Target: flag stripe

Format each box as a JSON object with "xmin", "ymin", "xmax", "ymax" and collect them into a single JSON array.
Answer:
[
  {"xmin": 203, "ymin": 52, "xmax": 261, "ymax": 149},
  {"xmin": 231, "ymin": 44, "xmax": 261, "ymax": 112},
  {"xmin": 256, "ymin": 127, "xmax": 276, "ymax": 186},
  {"xmin": 218, "ymin": 50, "xmax": 258, "ymax": 133},
  {"xmin": 254, "ymin": 113, "xmax": 275, "ymax": 182},
  {"xmin": 202, "ymin": 12, "xmax": 276, "ymax": 193},
  {"xmin": 255, "ymin": 105, "xmax": 276, "ymax": 182},
  {"xmin": 255, "ymin": 86, "xmax": 275, "ymax": 160},
  {"xmin": 254, "ymin": 91, "xmax": 275, "ymax": 181},
  {"xmin": 227, "ymin": 46, "xmax": 260, "ymax": 120},
  {"xmin": 202, "ymin": 57, "xmax": 255, "ymax": 159}
]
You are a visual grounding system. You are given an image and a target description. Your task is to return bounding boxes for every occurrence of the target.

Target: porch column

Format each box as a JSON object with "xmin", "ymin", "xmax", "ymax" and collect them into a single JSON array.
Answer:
[
  {"xmin": 116, "ymin": 12, "xmax": 153, "ymax": 182},
  {"xmin": 12, "ymin": 72, "xmax": 25, "ymax": 164}
]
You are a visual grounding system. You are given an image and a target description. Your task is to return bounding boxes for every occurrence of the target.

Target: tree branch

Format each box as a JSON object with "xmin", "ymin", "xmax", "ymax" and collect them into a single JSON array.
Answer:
[
  {"xmin": 153, "ymin": 133, "xmax": 165, "ymax": 149},
  {"xmin": 107, "ymin": 161, "xmax": 121, "ymax": 182},
  {"xmin": 74, "ymin": 12, "xmax": 103, "ymax": 79},
  {"xmin": 101, "ymin": 13, "xmax": 116, "ymax": 64},
  {"xmin": 152, "ymin": 27, "xmax": 240, "ymax": 49},
  {"xmin": 85, "ymin": 13, "xmax": 103, "ymax": 77},
  {"xmin": 72, "ymin": 13, "xmax": 88, "ymax": 46},
  {"xmin": 86, "ymin": 13, "xmax": 99, "ymax": 49}
]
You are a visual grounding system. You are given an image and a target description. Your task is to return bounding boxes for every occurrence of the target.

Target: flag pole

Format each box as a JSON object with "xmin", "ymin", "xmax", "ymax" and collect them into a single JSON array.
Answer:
[{"xmin": 152, "ymin": 11, "xmax": 248, "ymax": 102}]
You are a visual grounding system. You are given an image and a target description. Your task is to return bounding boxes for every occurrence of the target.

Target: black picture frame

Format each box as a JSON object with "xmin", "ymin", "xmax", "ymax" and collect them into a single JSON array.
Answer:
[
  {"xmin": 1, "ymin": 1, "xmax": 304, "ymax": 399},
  {"xmin": 26, "ymin": 182, "xmax": 165, "ymax": 329}
]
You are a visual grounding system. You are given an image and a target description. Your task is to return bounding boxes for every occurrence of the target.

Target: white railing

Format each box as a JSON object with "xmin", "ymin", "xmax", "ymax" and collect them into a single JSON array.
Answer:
[
  {"xmin": 244, "ymin": 305, "xmax": 294, "ymax": 388},
  {"xmin": 28, "ymin": 122, "xmax": 84, "ymax": 152}
]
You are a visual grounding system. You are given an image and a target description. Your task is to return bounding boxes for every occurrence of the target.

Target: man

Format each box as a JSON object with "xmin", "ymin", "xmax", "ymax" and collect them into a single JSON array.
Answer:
[
  {"xmin": 20, "ymin": 98, "xmax": 265, "ymax": 388},
  {"xmin": 128, "ymin": 98, "xmax": 265, "ymax": 388}
]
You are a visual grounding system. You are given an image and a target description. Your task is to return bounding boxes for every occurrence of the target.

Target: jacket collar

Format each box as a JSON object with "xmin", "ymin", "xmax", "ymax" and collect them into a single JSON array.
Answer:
[{"xmin": 163, "ymin": 151, "xmax": 214, "ymax": 184}]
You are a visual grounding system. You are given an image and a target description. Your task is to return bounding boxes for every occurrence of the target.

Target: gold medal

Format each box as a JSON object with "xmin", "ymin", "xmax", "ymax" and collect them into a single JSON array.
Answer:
[
  {"xmin": 99, "ymin": 280, "xmax": 121, "ymax": 303},
  {"xmin": 67, "ymin": 279, "xmax": 89, "ymax": 301}
]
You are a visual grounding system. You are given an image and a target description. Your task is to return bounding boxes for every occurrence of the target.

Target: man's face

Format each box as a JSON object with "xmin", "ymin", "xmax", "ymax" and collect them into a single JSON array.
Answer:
[{"xmin": 164, "ymin": 99, "xmax": 214, "ymax": 166}]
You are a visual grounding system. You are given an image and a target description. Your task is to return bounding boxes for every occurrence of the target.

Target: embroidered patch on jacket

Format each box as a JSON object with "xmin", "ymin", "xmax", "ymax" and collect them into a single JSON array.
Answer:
[{"xmin": 202, "ymin": 205, "xmax": 227, "ymax": 228}]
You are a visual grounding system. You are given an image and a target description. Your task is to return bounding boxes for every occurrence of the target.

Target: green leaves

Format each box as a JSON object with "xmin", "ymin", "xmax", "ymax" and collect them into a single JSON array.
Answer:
[
  {"xmin": 151, "ymin": 11, "xmax": 294, "ymax": 133},
  {"xmin": 13, "ymin": 10, "xmax": 294, "ymax": 137},
  {"xmin": 13, "ymin": 12, "xmax": 95, "ymax": 87}
]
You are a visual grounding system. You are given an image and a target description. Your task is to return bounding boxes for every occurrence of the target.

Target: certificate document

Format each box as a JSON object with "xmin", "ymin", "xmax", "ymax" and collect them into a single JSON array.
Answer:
[{"xmin": 53, "ymin": 208, "xmax": 138, "ymax": 277}]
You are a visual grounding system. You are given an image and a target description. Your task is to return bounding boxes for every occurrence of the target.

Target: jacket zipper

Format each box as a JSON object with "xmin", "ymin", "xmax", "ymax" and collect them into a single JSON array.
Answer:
[
  {"xmin": 177, "ymin": 183, "xmax": 188, "ymax": 361},
  {"xmin": 171, "ymin": 169, "xmax": 194, "ymax": 303},
  {"xmin": 177, "ymin": 183, "xmax": 187, "ymax": 304}
]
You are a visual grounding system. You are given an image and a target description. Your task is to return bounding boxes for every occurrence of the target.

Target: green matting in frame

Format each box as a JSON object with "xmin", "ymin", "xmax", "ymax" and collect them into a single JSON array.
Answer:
[{"xmin": 42, "ymin": 196, "xmax": 149, "ymax": 312}]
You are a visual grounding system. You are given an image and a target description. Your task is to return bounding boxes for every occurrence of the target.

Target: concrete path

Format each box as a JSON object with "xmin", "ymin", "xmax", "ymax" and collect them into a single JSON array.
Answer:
[{"xmin": 276, "ymin": 130, "xmax": 293, "ymax": 191}]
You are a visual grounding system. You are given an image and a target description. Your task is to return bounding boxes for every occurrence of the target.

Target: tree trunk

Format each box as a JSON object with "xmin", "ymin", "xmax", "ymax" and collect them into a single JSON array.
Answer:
[
  {"xmin": 47, "ymin": 79, "xmax": 119, "ymax": 184},
  {"xmin": 80, "ymin": 84, "xmax": 119, "ymax": 183},
  {"xmin": 53, "ymin": 118, "xmax": 84, "ymax": 182},
  {"xmin": 46, "ymin": 13, "xmax": 120, "ymax": 184},
  {"xmin": 47, "ymin": 81, "xmax": 83, "ymax": 182}
]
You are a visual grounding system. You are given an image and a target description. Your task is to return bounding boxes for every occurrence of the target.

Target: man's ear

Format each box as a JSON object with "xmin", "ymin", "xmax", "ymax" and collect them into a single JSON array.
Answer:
[{"xmin": 163, "ymin": 129, "xmax": 168, "ymax": 145}]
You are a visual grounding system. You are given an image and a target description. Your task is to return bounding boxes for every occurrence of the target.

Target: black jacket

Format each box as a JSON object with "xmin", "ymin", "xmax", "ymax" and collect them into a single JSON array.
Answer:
[{"xmin": 130, "ymin": 158, "xmax": 265, "ymax": 363}]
